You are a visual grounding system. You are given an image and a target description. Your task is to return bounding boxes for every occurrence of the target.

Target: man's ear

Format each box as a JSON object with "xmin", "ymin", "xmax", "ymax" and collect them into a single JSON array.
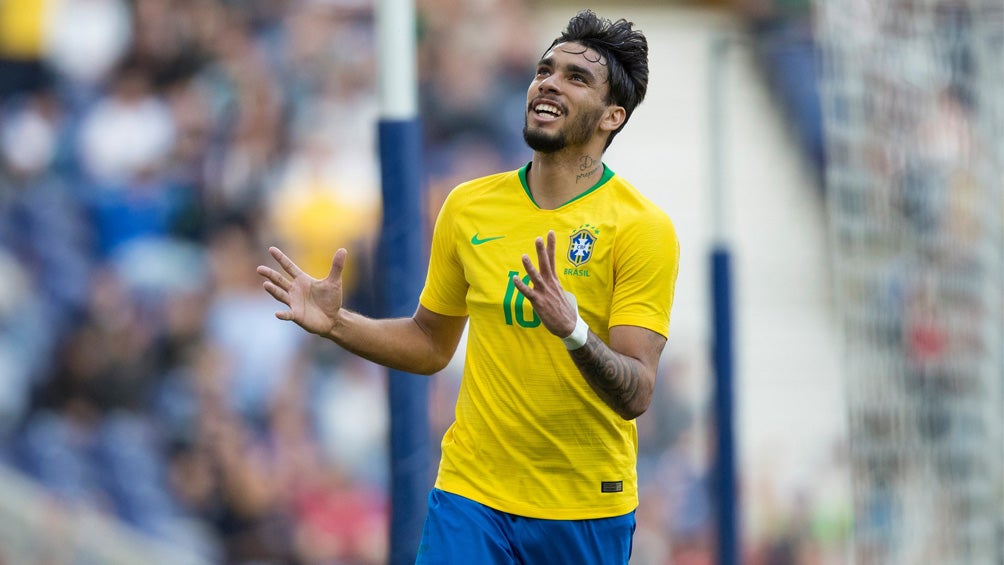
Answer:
[{"xmin": 600, "ymin": 105, "xmax": 627, "ymax": 133}]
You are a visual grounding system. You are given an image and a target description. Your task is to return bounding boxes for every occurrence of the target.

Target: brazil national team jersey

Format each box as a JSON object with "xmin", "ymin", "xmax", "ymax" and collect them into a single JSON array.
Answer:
[{"xmin": 419, "ymin": 163, "xmax": 679, "ymax": 520}]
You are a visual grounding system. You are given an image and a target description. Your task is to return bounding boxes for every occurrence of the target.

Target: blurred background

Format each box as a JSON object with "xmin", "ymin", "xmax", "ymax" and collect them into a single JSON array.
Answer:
[{"xmin": 0, "ymin": 0, "xmax": 1000, "ymax": 563}]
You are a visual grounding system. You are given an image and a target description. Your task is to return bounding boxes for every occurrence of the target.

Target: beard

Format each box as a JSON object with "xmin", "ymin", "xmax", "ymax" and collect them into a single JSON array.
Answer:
[
  {"xmin": 522, "ymin": 125, "xmax": 567, "ymax": 153},
  {"xmin": 523, "ymin": 106, "xmax": 604, "ymax": 154}
]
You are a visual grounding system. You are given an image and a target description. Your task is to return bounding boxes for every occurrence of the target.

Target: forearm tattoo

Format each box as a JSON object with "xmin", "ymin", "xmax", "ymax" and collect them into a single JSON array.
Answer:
[{"xmin": 569, "ymin": 332, "xmax": 645, "ymax": 420}]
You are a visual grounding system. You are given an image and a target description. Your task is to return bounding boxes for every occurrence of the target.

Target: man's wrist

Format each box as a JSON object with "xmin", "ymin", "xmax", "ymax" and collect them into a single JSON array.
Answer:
[
  {"xmin": 561, "ymin": 314, "xmax": 589, "ymax": 350},
  {"xmin": 326, "ymin": 308, "xmax": 349, "ymax": 342}
]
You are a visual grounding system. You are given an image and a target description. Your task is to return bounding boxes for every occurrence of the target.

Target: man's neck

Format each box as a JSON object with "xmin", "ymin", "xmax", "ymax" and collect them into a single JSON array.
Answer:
[{"xmin": 527, "ymin": 149, "xmax": 605, "ymax": 210}]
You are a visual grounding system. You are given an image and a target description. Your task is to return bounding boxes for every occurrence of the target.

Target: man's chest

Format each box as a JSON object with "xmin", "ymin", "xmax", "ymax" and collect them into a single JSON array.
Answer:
[{"xmin": 454, "ymin": 213, "xmax": 615, "ymax": 321}]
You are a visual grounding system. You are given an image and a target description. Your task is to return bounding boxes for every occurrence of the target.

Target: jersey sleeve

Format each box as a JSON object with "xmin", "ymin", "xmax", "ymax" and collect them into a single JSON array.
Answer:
[
  {"xmin": 609, "ymin": 210, "xmax": 680, "ymax": 338},
  {"xmin": 419, "ymin": 189, "xmax": 470, "ymax": 316}
]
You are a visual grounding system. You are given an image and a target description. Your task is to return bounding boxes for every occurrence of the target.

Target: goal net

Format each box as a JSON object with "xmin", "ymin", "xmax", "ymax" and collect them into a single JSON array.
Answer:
[{"xmin": 817, "ymin": 1, "xmax": 1004, "ymax": 563}]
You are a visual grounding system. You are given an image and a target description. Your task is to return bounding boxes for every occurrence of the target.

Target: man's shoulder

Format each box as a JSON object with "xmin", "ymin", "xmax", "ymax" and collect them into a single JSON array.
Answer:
[
  {"xmin": 455, "ymin": 168, "xmax": 520, "ymax": 192},
  {"xmin": 443, "ymin": 168, "xmax": 522, "ymax": 206},
  {"xmin": 603, "ymin": 174, "xmax": 674, "ymax": 225}
]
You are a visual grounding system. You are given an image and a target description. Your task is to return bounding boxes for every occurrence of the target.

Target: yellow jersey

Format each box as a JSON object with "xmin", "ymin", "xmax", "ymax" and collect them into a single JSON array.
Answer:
[{"xmin": 419, "ymin": 163, "xmax": 679, "ymax": 519}]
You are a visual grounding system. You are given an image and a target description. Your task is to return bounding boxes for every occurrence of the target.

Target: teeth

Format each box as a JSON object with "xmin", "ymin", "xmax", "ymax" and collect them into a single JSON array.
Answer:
[{"xmin": 534, "ymin": 103, "xmax": 561, "ymax": 116}]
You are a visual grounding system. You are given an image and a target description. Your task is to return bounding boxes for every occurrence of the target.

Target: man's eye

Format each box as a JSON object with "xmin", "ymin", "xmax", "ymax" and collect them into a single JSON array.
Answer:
[{"xmin": 536, "ymin": 68, "xmax": 550, "ymax": 77}]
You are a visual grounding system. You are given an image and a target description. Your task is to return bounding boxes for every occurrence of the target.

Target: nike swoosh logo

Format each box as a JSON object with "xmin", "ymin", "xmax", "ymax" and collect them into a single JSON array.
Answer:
[{"xmin": 471, "ymin": 233, "xmax": 505, "ymax": 245}]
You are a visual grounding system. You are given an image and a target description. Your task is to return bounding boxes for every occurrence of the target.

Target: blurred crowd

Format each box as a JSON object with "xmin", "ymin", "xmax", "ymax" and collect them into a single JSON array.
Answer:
[{"xmin": 0, "ymin": 1, "xmax": 724, "ymax": 564}]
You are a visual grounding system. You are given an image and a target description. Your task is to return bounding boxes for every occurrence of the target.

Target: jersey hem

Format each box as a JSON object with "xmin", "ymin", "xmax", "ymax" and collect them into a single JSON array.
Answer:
[{"xmin": 434, "ymin": 481, "xmax": 638, "ymax": 521}]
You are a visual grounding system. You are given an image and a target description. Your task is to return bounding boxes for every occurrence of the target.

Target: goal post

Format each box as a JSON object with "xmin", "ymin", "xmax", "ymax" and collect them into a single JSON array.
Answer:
[
  {"xmin": 375, "ymin": 1, "xmax": 430, "ymax": 564},
  {"xmin": 708, "ymin": 32, "xmax": 740, "ymax": 565}
]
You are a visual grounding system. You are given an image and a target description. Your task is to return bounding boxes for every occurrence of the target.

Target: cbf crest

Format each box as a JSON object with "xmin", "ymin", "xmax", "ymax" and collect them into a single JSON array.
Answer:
[{"xmin": 567, "ymin": 224, "xmax": 599, "ymax": 267}]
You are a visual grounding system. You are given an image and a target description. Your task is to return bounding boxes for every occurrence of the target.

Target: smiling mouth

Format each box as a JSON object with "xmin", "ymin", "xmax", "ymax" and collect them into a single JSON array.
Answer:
[{"xmin": 531, "ymin": 100, "xmax": 563, "ymax": 119}]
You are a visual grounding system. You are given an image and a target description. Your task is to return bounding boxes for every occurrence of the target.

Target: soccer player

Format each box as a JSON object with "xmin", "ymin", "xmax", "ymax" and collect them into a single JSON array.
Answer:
[{"xmin": 257, "ymin": 9, "xmax": 679, "ymax": 564}]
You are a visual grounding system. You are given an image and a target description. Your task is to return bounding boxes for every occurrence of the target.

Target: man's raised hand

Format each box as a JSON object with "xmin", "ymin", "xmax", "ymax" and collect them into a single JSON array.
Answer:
[
  {"xmin": 512, "ymin": 231, "xmax": 578, "ymax": 338},
  {"xmin": 257, "ymin": 246, "xmax": 347, "ymax": 336}
]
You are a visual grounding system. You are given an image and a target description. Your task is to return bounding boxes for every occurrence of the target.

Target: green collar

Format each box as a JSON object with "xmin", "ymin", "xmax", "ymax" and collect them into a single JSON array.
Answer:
[{"xmin": 518, "ymin": 162, "xmax": 615, "ymax": 209}]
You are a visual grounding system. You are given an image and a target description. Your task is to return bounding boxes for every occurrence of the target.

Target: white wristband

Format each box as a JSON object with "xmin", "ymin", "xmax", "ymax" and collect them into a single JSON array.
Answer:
[{"xmin": 562, "ymin": 314, "xmax": 589, "ymax": 350}]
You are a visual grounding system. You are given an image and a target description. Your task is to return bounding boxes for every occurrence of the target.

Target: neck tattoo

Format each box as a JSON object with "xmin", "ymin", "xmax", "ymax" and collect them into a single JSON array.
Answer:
[{"xmin": 576, "ymin": 155, "xmax": 599, "ymax": 184}]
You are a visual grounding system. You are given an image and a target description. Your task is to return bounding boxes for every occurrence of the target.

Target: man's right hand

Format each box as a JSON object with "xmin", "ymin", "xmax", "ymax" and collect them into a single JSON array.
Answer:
[{"xmin": 257, "ymin": 246, "xmax": 347, "ymax": 337}]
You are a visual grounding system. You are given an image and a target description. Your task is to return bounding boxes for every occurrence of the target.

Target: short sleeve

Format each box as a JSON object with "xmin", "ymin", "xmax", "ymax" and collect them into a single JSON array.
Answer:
[
  {"xmin": 608, "ymin": 210, "xmax": 679, "ymax": 337},
  {"xmin": 419, "ymin": 190, "xmax": 470, "ymax": 316}
]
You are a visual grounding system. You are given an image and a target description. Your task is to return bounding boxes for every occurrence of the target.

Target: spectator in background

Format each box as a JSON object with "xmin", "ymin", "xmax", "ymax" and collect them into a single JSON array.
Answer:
[
  {"xmin": 77, "ymin": 60, "xmax": 186, "ymax": 257},
  {"xmin": 44, "ymin": 0, "xmax": 132, "ymax": 98},
  {"xmin": 0, "ymin": 89, "xmax": 90, "ymax": 440},
  {"xmin": 268, "ymin": 130, "xmax": 380, "ymax": 302},
  {"xmin": 77, "ymin": 60, "xmax": 175, "ymax": 185},
  {"xmin": 204, "ymin": 215, "xmax": 307, "ymax": 430},
  {"xmin": 197, "ymin": 10, "xmax": 285, "ymax": 215},
  {"xmin": 418, "ymin": 0, "xmax": 532, "ymax": 211},
  {"xmin": 0, "ymin": 0, "xmax": 50, "ymax": 98}
]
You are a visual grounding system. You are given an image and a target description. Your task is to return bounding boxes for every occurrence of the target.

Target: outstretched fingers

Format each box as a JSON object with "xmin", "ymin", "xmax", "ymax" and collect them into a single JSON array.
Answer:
[
  {"xmin": 545, "ymin": 230, "xmax": 557, "ymax": 275},
  {"xmin": 261, "ymin": 279, "xmax": 291, "ymax": 306},
  {"xmin": 520, "ymin": 251, "xmax": 542, "ymax": 289},
  {"xmin": 512, "ymin": 231, "xmax": 575, "ymax": 337},
  {"xmin": 517, "ymin": 231, "xmax": 560, "ymax": 295},
  {"xmin": 269, "ymin": 246, "xmax": 306, "ymax": 279},
  {"xmin": 526, "ymin": 232, "xmax": 557, "ymax": 282},
  {"xmin": 258, "ymin": 269, "xmax": 294, "ymax": 320},
  {"xmin": 258, "ymin": 246, "xmax": 303, "ymax": 321},
  {"xmin": 257, "ymin": 263, "xmax": 292, "ymax": 292},
  {"xmin": 532, "ymin": 235, "xmax": 551, "ymax": 279}
]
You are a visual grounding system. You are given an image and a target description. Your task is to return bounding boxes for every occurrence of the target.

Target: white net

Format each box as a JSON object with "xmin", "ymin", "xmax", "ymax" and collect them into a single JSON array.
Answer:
[{"xmin": 817, "ymin": 1, "xmax": 1004, "ymax": 564}]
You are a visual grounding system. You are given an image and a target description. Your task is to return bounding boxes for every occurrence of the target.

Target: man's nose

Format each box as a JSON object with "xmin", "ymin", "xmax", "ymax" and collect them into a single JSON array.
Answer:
[{"xmin": 538, "ymin": 74, "xmax": 560, "ymax": 93}]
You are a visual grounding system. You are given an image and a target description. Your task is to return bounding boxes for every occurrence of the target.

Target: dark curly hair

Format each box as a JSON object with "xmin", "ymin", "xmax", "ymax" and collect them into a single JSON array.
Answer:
[{"xmin": 547, "ymin": 10, "xmax": 649, "ymax": 149}]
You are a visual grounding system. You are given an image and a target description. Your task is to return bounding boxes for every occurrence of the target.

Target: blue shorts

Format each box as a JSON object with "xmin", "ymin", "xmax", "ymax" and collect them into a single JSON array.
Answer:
[{"xmin": 415, "ymin": 488, "xmax": 636, "ymax": 565}]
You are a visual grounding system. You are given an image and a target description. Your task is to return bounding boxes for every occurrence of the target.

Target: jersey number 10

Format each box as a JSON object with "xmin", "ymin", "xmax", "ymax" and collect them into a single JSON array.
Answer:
[{"xmin": 502, "ymin": 271, "xmax": 541, "ymax": 328}]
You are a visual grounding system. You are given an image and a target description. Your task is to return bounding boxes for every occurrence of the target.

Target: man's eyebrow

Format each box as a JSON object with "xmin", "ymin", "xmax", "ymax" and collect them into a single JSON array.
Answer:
[
  {"xmin": 535, "ymin": 57, "xmax": 599, "ymax": 82},
  {"xmin": 564, "ymin": 62, "xmax": 597, "ymax": 81}
]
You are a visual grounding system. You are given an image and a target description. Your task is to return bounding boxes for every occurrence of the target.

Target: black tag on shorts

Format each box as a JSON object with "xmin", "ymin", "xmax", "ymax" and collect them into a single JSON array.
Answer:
[{"xmin": 601, "ymin": 481, "xmax": 623, "ymax": 493}]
